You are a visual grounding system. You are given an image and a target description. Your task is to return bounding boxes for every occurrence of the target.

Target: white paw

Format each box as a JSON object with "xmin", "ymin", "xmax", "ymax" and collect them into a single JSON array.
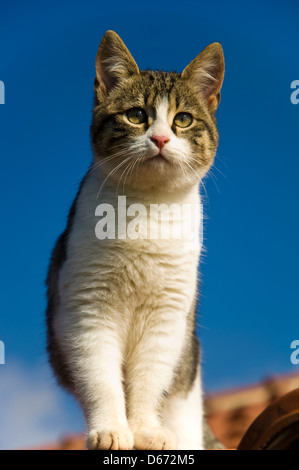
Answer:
[
  {"xmin": 87, "ymin": 427, "xmax": 134, "ymax": 450},
  {"xmin": 133, "ymin": 426, "xmax": 177, "ymax": 450}
]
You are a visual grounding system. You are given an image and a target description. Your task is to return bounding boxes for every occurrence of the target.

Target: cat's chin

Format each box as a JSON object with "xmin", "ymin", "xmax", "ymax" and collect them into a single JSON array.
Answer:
[
  {"xmin": 94, "ymin": 153, "xmax": 207, "ymax": 193},
  {"xmin": 116, "ymin": 169, "xmax": 200, "ymax": 193},
  {"xmin": 145, "ymin": 154, "xmax": 169, "ymax": 164}
]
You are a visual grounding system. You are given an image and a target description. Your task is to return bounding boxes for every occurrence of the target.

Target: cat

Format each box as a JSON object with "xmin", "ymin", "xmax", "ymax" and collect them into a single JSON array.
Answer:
[{"xmin": 46, "ymin": 30, "xmax": 224, "ymax": 450}]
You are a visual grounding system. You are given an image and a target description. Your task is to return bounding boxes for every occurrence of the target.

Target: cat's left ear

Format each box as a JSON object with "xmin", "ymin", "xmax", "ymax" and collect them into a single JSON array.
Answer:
[
  {"xmin": 181, "ymin": 43, "xmax": 225, "ymax": 113},
  {"xmin": 94, "ymin": 30, "xmax": 139, "ymax": 101}
]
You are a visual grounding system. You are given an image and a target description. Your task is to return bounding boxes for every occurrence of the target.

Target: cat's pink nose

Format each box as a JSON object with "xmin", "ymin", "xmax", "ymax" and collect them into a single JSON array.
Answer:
[{"xmin": 151, "ymin": 135, "xmax": 170, "ymax": 151}]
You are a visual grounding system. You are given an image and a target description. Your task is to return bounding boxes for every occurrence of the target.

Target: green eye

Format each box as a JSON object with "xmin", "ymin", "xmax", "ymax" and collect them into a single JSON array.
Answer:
[
  {"xmin": 174, "ymin": 112, "xmax": 193, "ymax": 128},
  {"xmin": 127, "ymin": 108, "xmax": 147, "ymax": 124}
]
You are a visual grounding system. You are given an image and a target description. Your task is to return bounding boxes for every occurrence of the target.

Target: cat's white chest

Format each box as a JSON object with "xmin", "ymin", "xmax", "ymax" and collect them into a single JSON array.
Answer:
[{"xmin": 61, "ymin": 171, "xmax": 202, "ymax": 322}]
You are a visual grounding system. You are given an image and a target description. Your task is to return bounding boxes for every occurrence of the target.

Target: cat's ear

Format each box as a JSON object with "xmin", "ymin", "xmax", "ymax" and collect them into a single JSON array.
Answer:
[
  {"xmin": 181, "ymin": 43, "xmax": 224, "ymax": 112},
  {"xmin": 94, "ymin": 30, "xmax": 139, "ymax": 100}
]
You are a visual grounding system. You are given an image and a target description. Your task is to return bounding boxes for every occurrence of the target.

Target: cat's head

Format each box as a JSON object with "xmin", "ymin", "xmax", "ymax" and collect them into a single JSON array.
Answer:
[{"xmin": 91, "ymin": 31, "xmax": 224, "ymax": 193}]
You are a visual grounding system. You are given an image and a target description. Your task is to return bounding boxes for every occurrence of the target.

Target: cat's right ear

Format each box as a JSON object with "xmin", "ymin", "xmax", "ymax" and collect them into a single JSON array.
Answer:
[{"xmin": 94, "ymin": 31, "xmax": 139, "ymax": 101}]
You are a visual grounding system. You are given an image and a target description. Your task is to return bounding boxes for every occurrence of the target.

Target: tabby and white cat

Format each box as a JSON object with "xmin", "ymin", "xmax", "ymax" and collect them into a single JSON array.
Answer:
[{"xmin": 46, "ymin": 31, "xmax": 224, "ymax": 450}]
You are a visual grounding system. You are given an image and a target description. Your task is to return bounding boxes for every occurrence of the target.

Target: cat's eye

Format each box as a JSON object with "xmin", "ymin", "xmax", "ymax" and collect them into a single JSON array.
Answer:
[
  {"xmin": 173, "ymin": 112, "xmax": 193, "ymax": 128},
  {"xmin": 127, "ymin": 108, "xmax": 147, "ymax": 125}
]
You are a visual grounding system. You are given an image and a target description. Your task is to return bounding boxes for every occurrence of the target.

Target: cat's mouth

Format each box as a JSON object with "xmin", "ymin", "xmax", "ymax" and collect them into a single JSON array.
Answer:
[{"xmin": 146, "ymin": 152, "xmax": 170, "ymax": 164}]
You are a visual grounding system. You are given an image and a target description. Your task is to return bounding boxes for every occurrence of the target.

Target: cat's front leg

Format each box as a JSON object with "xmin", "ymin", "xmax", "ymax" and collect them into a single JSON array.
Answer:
[
  {"xmin": 55, "ymin": 307, "xmax": 133, "ymax": 450},
  {"xmin": 125, "ymin": 310, "xmax": 186, "ymax": 450}
]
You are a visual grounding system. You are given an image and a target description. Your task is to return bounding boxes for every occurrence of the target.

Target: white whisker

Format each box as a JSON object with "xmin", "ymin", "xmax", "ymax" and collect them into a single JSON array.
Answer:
[{"xmin": 96, "ymin": 155, "xmax": 133, "ymax": 199}]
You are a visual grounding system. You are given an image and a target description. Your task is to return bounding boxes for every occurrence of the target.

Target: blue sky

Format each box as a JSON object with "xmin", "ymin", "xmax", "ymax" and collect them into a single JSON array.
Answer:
[{"xmin": 0, "ymin": 0, "xmax": 298, "ymax": 448}]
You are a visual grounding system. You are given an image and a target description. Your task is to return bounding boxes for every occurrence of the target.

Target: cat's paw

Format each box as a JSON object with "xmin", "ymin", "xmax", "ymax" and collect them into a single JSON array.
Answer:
[
  {"xmin": 87, "ymin": 427, "xmax": 134, "ymax": 450},
  {"xmin": 133, "ymin": 427, "xmax": 177, "ymax": 450}
]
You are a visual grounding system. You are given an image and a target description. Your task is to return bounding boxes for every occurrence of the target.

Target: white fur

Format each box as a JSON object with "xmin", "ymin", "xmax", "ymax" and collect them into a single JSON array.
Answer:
[
  {"xmin": 53, "ymin": 97, "xmax": 204, "ymax": 450},
  {"xmin": 164, "ymin": 369, "xmax": 204, "ymax": 450}
]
